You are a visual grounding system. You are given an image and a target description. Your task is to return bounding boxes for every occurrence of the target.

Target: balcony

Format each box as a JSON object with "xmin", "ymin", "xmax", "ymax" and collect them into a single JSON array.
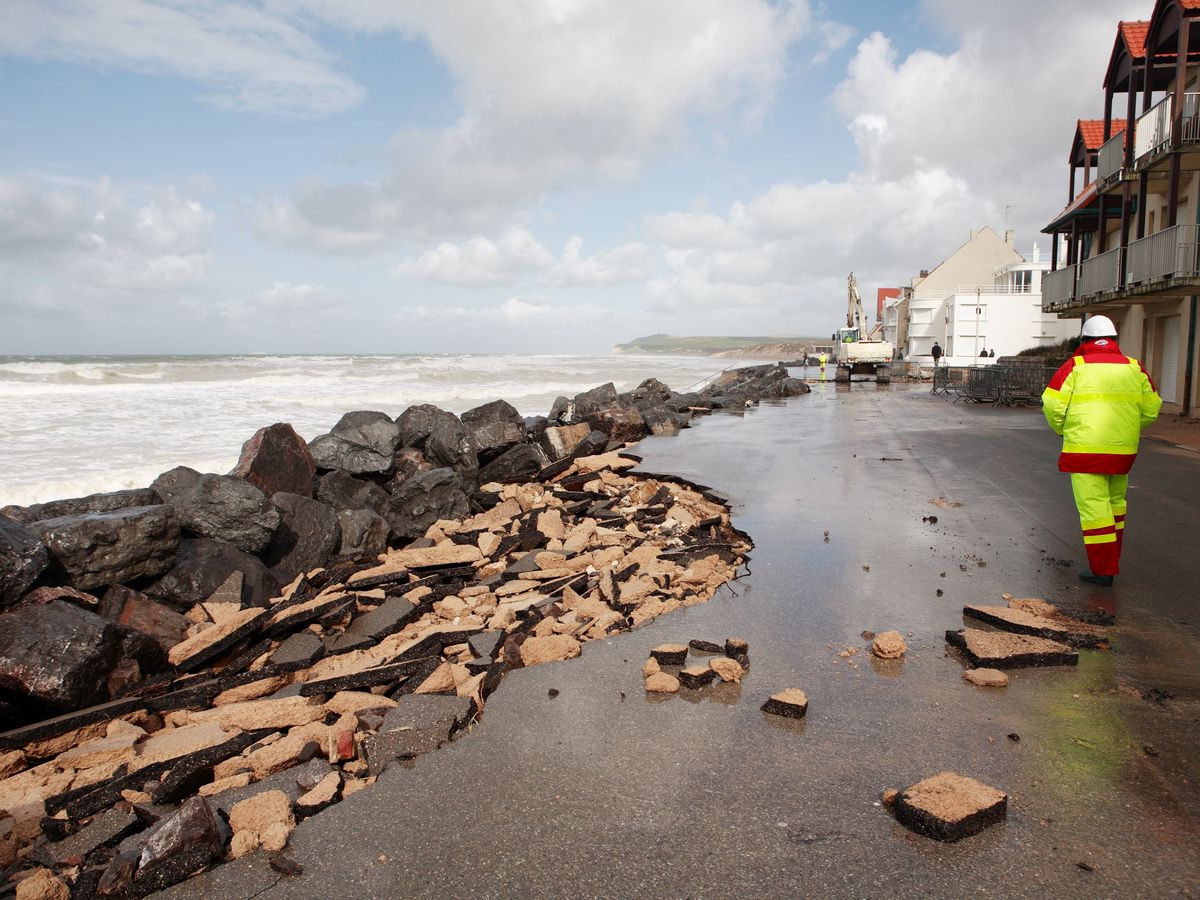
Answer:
[
  {"xmin": 1041, "ymin": 265, "xmax": 1076, "ymax": 309},
  {"xmin": 1125, "ymin": 223, "xmax": 1200, "ymax": 285},
  {"xmin": 1077, "ymin": 246, "xmax": 1122, "ymax": 297},
  {"xmin": 1133, "ymin": 92, "xmax": 1200, "ymax": 169},
  {"xmin": 1097, "ymin": 131, "xmax": 1126, "ymax": 184}
]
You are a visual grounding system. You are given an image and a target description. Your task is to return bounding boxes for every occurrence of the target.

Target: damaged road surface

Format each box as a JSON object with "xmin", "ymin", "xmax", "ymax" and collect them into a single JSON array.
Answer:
[{"xmin": 160, "ymin": 386, "xmax": 1200, "ymax": 898}]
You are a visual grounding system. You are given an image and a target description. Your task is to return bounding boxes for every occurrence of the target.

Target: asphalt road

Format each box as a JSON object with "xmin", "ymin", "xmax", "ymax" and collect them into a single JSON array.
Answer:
[{"xmin": 163, "ymin": 383, "xmax": 1200, "ymax": 899}]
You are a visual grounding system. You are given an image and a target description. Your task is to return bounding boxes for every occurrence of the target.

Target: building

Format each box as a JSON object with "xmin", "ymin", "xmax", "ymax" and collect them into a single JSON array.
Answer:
[
  {"xmin": 901, "ymin": 226, "xmax": 1077, "ymax": 365},
  {"xmin": 1039, "ymin": 5, "xmax": 1200, "ymax": 415}
]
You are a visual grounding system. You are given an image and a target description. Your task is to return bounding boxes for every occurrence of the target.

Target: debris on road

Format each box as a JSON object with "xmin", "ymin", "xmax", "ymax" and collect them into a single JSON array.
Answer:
[
  {"xmin": 962, "ymin": 668, "xmax": 1009, "ymax": 687},
  {"xmin": 709, "ymin": 657, "xmax": 744, "ymax": 683},
  {"xmin": 644, "ymin": 672, "xmax": 681, "ymax": 694},
  {"xmin": 945, "ymin": 629, "xmax": 1078, "ymax": 669},
  {"xmin": 893, "ymin": 771, "xmax": 1007, "ymax": 842},
  {"xmin": 761, "ymin": 689, "xmax": 808, "ymax": 719},
  {"xmin": 870, "ymin": 630, "xmax": 907, "ymax": 659},
  {"xmin": 963, "ymin": 602, "xmax": 1107, "ymax": 648},
  {"xmin": 650, "ymin": 644, "xmax": 688, "ymax": 666}
]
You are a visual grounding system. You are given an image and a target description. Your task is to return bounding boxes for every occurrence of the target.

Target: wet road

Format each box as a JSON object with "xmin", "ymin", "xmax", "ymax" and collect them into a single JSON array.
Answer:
[{"xmin": 164, "ymin": 383, "xmax": 1200, "ymax": 898}]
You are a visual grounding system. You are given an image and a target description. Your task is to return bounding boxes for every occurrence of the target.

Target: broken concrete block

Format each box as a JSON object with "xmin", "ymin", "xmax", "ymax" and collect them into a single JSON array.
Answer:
[
  {"xmin": 893, "ymin": 771, "xmax": 1007, "ymax": 842},
  {"xmin": 724, "ymin": 638, "xmax": 749, "ymax": 658},
  {"xmin": 43, "ymin": 807, "xmax": 140, "ymax": 865},
  {"xmin": 962, "ymin": 604, "xmax": 1105, "ymax": 648},
  {"xmin": 519, "ymin": 634, "xmax": 581, "ymax": 667},
  {"xmin": 642, "ymin": 658, "xmax": 661, "ymax": 678},
  {"xmin": 962, "ymin": 668, "xmax": 1009, "ymax": 687},
  {"xmin": 324, "ymin": 691, "xmax": 397, "ymax": 716},
  {"xmin": 945, "ymin": 629, "xmax": 1077, "ymax": 669},
  {"xmin": 871, "ymin": 630, "xmax": 907, "ymax": 659},
  {"xmin": 130, "ymin": 796, "xmax": 229, "ymax": 894},
  {"xmin": 166, "ymin": 606, "xmax": 266, "ymax": 672},
  {"xmin": 644, "ymin": 672, "xmax": 680, "ymax": 693},
  {"xmin": 678, "ymin": 666, "xmax": 716, "ymax": 689},
  {"xmin": 708, "ymin": 657, "xmax": 744, "ymax": 683},
  {"xmin": 296, "ymin": 771, "xmax": 341, "ymax": 817},
  {"xmin": 14, "ymin": 868, "xmax": 69, "ymax": 900},
  {"xmin": 213, "ymin": 675, "xmax": 290, "ymax": 706},
  {"xmin": 228, "ymin": 789, "xmax": 295, "ymax": 858},
  {"xmin": 188, "ymin": 695, "xmax": 325, "ymax": 732},
  {"xmin": 269, "ymin": 631, "xmax": 326, "ymax": 671},
  {"xmin": 649, "ymin": 644, "xmax": 688, "ymax": 666},
  {"xmin": 761, "ymin": 689, "xmax": 808, "ymax": 719},
  {"xmin": 688, "ymin": 639, "xmax": 723, "ymax": 654},
  {"xmin": 363, "ymin": 695, "xmax": 472, "ymax": 773}
]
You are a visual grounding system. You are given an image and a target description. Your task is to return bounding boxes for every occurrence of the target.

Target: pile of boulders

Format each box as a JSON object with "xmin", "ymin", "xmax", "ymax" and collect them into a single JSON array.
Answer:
[{"xmin": 0, "ymin": 448, "xmax": 750, "ymax": 895}]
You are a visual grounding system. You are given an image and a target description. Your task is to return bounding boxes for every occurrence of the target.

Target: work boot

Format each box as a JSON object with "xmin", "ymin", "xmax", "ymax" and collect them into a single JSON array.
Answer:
[{"xmin": 1078, "ymin": 568, "xmax": 1114, "ymax": 587}]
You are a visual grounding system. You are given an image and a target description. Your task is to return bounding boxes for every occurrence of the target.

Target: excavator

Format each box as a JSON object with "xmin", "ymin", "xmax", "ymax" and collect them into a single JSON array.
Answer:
[{"xmin": 833, "ymin": 272, "xmax": 893, "ymax": 383}]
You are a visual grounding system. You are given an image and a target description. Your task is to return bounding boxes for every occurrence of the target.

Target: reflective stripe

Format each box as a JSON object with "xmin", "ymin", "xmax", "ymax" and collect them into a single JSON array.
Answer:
[
  {"xmin": 1069, "ymin": 392, "xmax": 1143, "ymax": 403},
  {"xmin": 1080, "ymin": 517, "xmax": 1115, "ymax": 531},
  {"xmin": 1084, "ymin": 532, "xmax": 1118, "ymax": 545},
  {"xmin": 1115, "ymin": 520, "xmax": 1125, "ymax": 531},
  {"xmin": 1062, "ymin": 443, "xmax": 1137, "ymax": 455}
]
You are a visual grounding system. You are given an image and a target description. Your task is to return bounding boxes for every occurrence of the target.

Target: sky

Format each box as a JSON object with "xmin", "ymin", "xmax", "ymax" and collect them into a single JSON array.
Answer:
[{"xmin": 0, "ymin": 0, "xmax": 1149, "ymax": 355}]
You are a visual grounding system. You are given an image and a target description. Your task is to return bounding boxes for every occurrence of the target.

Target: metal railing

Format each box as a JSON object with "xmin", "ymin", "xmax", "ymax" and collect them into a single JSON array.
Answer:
[
  {"xmin": 1134, "ymin": 95, "xmax": 1172, "ymax": 163},
  {"xmin": 932, "ymin": 365, "xmax": 1057, "ymax": 405},
  {"xmin": 1125, "ymin": 223, "xmax": 1200, "ymax": 285},
  {"xmin": 1078, "ymin": 246, "xmax": 1122, "ymax": 297},
  {"xmin": 1097, "ymin": 131, "xmax": 1126, "ymax": 182},
  {"xmin": 1041, "ymin": 265, "xmax": 1077, "ymax": 308}
]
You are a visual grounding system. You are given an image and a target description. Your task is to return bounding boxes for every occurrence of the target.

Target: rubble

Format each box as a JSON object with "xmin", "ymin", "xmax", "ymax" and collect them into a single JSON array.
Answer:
[
  {"xmin": 761, "ymin": 689, "xmax": 808, "ymax": 719},
  {"xmin": 893, "ymin": 771, "xmax": 1007, "ymax": 842},
  {"xmin": 649, "ymin": 644, "xmax": 688, "ymax": 666},
  {"xmin": 870, "ymin": 630, "xmax": 907, "ymax": 659},
  {"xmin": 962, "ymin": 668, "xmax": 1009, "ymax": 688},
  {"xmin": 962, "ymin": 603, "xmax": 1107, "ymax": 648},
  {"xmin": 678, "ymin": 666, "xmax": 716, "ymax": 689},
  {"xmin": 709, "ymin": 658, "xmax": 744, "ymax": 683},
  {"xmin": 945, "ymin": 629, "xmax": 1078, "ymax": 669},
  {"xmin": 644, "ymin": 672, "xmax": 681, "ymax": 693}
]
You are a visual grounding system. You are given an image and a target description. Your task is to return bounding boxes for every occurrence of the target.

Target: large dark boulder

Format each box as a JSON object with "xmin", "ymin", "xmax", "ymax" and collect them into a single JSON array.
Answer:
[
  {"xmin": 585, "ymin": 407, "xmax": 649, "ymax": 443},
  {"xmin": 461, "ymin": 400, "xmax": 525, "ymax": 461},
  {"xmin": 0, "ymin": 513, "xmax": 48, "ymax": 608},
  {"xmin": 478, "ymin": 444, "xmax": 550, "ymax": 484},
  {"xmin": 316, "ymin": 470, "xmax": 390, "ymax": 514},
  {"xmin": 308, "ymin": 411, "xmax": 401, "ymax": 475},
  {"xmin": 0, "ymin": 600, "xmax": 120, "ymax": 709},
  {"xmin": 547, "ymin": 396, "xmax": 570, "ymax": 423},
  {"xmin": 336, "ymin": 508, "xmax": 389, "ymax": 557},
  {"xmin": 265, "ymin": 493, "xmax": 342, "ymax": 583},
  {"xmin": 379, "ymin": 468, "xmax": 470, "ymax": 541},
  {"xmin": 154, "ymin": 470, "xmax": 279, "ymax": 554},
  {"xmin": 524, "ymin": 416, "xmax": 549, "ymax": 441},
  {"xmin": 144, "ymin": 538, "xmax": 280, "ymax": 610},
  {"xmin": 666, "ymin": 391, "xmax": 705, "ymax": 412},
  {"xmin": 572, "ymin": 383, "xmax": 620, "ymax": 419},
  {"xmin": 573, "ymin": 430, "xmax": 611, "ymax": 459},
  {"xmin": 642, "ymin": 406, "xmax": 691, "ymax": 436},
  {"xmin": 0, "ymin": 488, "xmax": 160, "ymax": 526},
  {"xmin": 99, "ymin": 584, "xmax": 189, "ymax": 651},
  {"xmin": 619, "ymin": 378, "xmax": 673, "ymax": 409},
  {"xmin": 760, "ymin": 376, "xmax": 811, "ymax": 398},
  {"xmin": 29, "ymin": 506, "xmax": 179, "ymax": 592},
  {"xmin": 230, "ymin": 422, "xmax": 317, "ymax": 498},
  {"xmin": 125, "ymin": 796, "xmax": 230, "ymax": 895},
  {"xmin": 539, "ymin": 423, "xmax": 593, "ymax": 462},
  {"xmin": 397, "ymin": 405, "xmax": 477, "ymax": 480}
]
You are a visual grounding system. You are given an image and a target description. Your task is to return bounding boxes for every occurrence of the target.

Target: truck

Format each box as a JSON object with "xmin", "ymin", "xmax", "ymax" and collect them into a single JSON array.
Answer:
[{"xmin": 833, "ymin": 272, "xmax": 893, "ymax": 383}]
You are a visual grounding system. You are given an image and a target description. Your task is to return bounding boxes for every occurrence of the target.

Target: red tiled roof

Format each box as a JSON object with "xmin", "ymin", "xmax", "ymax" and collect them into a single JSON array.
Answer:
[
  {"xmin": 1077, "ymin": 119, "xmax": 1127, "ymax": 152},
  {"xmin": 1120, "ymin": 21, "xmax": 1149, "ymax": 59}
]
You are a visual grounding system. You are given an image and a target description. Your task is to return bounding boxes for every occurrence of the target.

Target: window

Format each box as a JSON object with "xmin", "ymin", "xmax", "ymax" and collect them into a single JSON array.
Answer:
[{"xmin": 1011, "ymin": 270, "xmax": 1032, "ymax": 292}]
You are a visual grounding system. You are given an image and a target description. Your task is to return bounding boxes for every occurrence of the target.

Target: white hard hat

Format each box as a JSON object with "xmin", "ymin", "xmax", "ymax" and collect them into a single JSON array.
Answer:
[{"xmin": 1081, "ymin": 315, "xmax": 1117, "ymax": 338}]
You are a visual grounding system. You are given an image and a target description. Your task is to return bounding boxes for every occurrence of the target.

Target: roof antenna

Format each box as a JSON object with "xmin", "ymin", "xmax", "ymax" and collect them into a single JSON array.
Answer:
[{"xmin": 1004, "ymin": 204, "xmax": 1016, "ymax": 232}]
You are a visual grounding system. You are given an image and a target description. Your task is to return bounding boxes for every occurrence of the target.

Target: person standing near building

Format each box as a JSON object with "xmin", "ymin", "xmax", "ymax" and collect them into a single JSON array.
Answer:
[
  {"xmin": 1041, "ymin": 315, "xmax": 1162, "ymax": 586},
  {"xmin": 931, "ymin": 341, "xmax": 943, "ymax": 366}
]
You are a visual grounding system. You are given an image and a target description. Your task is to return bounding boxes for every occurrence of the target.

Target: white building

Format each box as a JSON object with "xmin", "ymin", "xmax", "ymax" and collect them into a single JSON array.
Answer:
[{"xmin": 903, "ymin": 227, "xmax": 1079, "ymax": 365}]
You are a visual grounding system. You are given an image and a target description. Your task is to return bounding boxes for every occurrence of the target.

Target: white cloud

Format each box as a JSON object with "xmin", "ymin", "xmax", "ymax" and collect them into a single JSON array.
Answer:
[
  {"xmin": 394, "ymin": 229, "xmax": 555, "ymax": 286},
  {"xmin": 398, "ymin": 295, "xmax": 606, "ymax": 324},
  {"xmin": 0, "ymin": 0, "xmax": 363, "ymax": 117},
  {"xmin": 550, "ymin": 237, "xmax": 654, "ymax": 286}
]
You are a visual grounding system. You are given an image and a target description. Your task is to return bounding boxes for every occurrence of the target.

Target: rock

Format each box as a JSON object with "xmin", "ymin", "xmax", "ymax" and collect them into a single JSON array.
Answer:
[
  {"xmin": 29, "ymin": 506, "xmax": 178, "ymax": 591},
  {"xmin": 390, "ymin": 447, "xmax": 435, "ymax": 485},
  {"xmin": 269, "ymin": 632, "xmax": 326, "ymax": 671},
  {"xmin": 962, "ymin": 668, "xmax": 1010, "ymax": 688},
  {"xmin": 167, "ymin": 606, "xmax": 266, "ymax": 672},
  {"xmin": 962, "ymin": 604, "xmax": 1106, "ymax": 648},
  {"xmin": 572, "ymin": 430, "xmax": 610, "ymax": 459},
  {"xmin": 688, "ymin": 639, "xmax": 723, "ymax": 654},
  {"xmin": 761, "ymin": 688, "xmax": 808, "ymax": 719},
  {"xmin": 379, "ymin": 468, "xmax": 470, "ymax": 542},
  {"xmin": 724, "ymin": 638, "xmax": 749, "ymax": 658},
  {"xmin": 144, "ymin": 538, "xmax": 280, "ymax": 611},
  {"xmin": 296, "ymin": 771, "xmax": 341, "ymax": 817},
  {"xmin": 153, "ymin": 472, "xmax": 279, "ymax": 554},
  {"xmin": 98, "ymin": 584, "xmax": 189, "ymax": 651},
  {"xmin": 1, "ymin": 488, "xmax": 160, "ymax": 526},
  {"xmin": 644, "ymin": 672, "xmax": 680, "ymax": 694},
  {"xmin": 585, "ymin": 407, "xmax": 648, "ymax": 443},
  {"xmin": 641, "ymin": 406, "xmax": 689, "ymax": 436},
  {"xmin": 43, "ymin": 807, "xmax": 139, "ymax": 865},
  {"xmin": 678, "ymin": 665, "xmax": 716, "ymax": 689},
  {"xmin": 572, "ymin": 383, "xmax": 620, "ymax": 419},
  {"xmin": 230, "ymin": 423, "xmax": 317, "ymax": 498},
  {"xmin": 478, "ymin": 444, "xmax": 550, "ymax": 484},
  {"xmin": 363, "ymin": 694, "xmax": 473, "ymax": 773},
  {"xmin": 523, "ymin": 416, "xmax": 549, "ymax": 440},
  {"xmin": 619, "ymin": 378, "xmax": 673, "ymax": 408},
  {"xmin": 871, "ymin": 630, "xmax": 907, "ymax": 659},
  {"xmin": 945, "ymin": 629, "xmax": 1078, "ymax": 669},
  {"xmin": 329, "ymin": 597, "xmax": 419, "ymax": 653},
  {"xmin": 130, "ymin": 796, "xmax": 229, "ymax": 893},
  {"xmin": 881, "ymin": 788, "xmax": 899, "ymax": 806},
  {"xmin": 519, "ymin": 634, "xmax": 581, "ymax": 667},
  {"xmin": 308, "ymin": 411, "xmax": 401, "ymax": 475},
  {"xmin": 649, "ymin": 644, "xmax": 688, "ymax": 666},
  {"xmin": 264, "ymin": 493, "xmax": 341, "ymax": 583},
  {"xmin": 893, "ymin": 771, "xmax": 1008, "ymax": 842},
  {"xmin": 16, "ymin": 584, "xmax": 97, "ymax": 610},
  {"xmin": 314, "ymin": 470, "xmax": 390, "ymax": 514},
  {"xmin": 461, "ymin": 400, "xmax": 526, "ymax": 461},
  {"xmin": 396, "ymin": 405, "xmax": 477, "ymax": 479},
  {"xmin": 213, "ymin": 675, "xmax": 290, "ymax": 706},
  {"xmin": 336, "ymin": 508, "xmax": 390, "ymax": 556},
  {"xmin": 14, "ymin": 868, "xmax": 69, "ymax": 900},
  {"xmin": 642, "ymin": 658, "xmax": 661, "ymax": 678},
  {"xmin": 539, "ymin": 423, "xmax": 592, "ymax": 462},
  {"xmin": 0, "ymin": 514, "xmax": 48, "ymax": 608},
  {"xmin": 709, "ymin": 657, "xmax": 744, "ymax": 683},
  {"xmin": 271, "ymin": 855, "xmax": 304, "ymax": 876},
  {"xmin": 0, "ymin": 600, "xmax": 119, "ymax": 709},
  {"xmin": 228, "ymin": 789, "xmax": 295, "ymax": 857}
]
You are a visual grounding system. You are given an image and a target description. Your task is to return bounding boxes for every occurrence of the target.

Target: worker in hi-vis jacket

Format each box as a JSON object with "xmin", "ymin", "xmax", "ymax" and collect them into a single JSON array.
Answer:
[{"xmin": 1041, "ymin": 315, "xmax": 1162, "ymax": 587}]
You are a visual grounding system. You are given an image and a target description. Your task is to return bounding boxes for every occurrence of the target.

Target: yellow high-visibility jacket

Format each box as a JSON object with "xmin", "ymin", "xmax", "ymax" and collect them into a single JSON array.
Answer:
[{"xmin": 1041, "ymin": 338, "xmax": 1162, "ymax": 473}]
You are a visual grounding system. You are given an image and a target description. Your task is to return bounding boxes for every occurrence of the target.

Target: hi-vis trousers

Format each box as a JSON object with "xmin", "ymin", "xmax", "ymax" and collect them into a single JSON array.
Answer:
[{"xmin": 1071, "ymin": 472, "xmax": 1128, "ymax": 576}]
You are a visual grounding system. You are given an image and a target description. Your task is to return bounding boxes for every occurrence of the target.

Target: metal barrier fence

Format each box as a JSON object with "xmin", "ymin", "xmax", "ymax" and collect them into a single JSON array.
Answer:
[{"xmin": 930, "ymin": 365, "xmax": 1057, "ymax": 406}]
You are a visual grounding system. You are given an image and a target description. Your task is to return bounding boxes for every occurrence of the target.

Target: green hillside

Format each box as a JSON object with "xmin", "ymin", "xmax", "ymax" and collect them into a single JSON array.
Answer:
[{"xmin": 613, "ymin": 334, "xmax": 822, "ymax": 355}]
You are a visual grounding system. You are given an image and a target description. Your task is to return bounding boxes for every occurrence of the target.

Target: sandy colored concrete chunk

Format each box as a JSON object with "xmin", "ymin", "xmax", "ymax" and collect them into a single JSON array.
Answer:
[
  {"xmin": 962, "ymin": 668, "xmax": 1009, "ymax": 687},
  {"xmin": 642, "ymin": 658, "xmax": 661, "ymax": 678},
  {"xmin": 761, "ymin": 689, "xmax": 808, "ymax": 719},
  {"xmin": 214, "ymin": 675, "xmax": 290, "ymax": 706},
  {"xmin": 871, "ymin": 630, "xmax": 907, "ymax": 659},
  {"xmin": 894, "ymin": 771, "xmax": 1007, "ymax": 842},
  {"xmin": 324, "ymin": 691, "xmax": 397, "ymax": 716},
  {"xmin": 963, "ymin": 603, "xmax": 1106, "ymax": 647},
  {"xmin": 131, "ymin": 722, "xmax": 234, "ymax": 771},
  {"xmin": 520, "ymin": 634, "xmax": 582, "ymax": 667},
  {"xmin": 649, "ymin": 644, "xmax": 688, "ymax": 666},
  {"xmin": 198, "ymin": 771, "xmax": 253, "ymax": 797},
  {"xmin": 678, "ymin": 665, "xmax": 716, "ymax": 689},
  {"xmin": 414, "ymin": 663, "xmax": 458, "ymax": 694},
  {"xmin": 228, "ymin": 789, "xmax": 295, "ymax": 857},
  {"xmin": 15, "ymin": 868, "xmax": 69, "ymax": 900},
  {"xmin": 297, "ymin": 771, "xmax": 341, "ymax": 811},
  {"xmin": 644, "ymin": 672, "xmax": 681, "ymax": 693},
  {"xmin": 945, "ymin": 628, "xmax": 1077, "ymax": 669},
  {"xmin": 167, "ymin": 606, "xmax": 265, "ymax": 667},
  {"xmin": 349, "ymin": 544, "xmax": 482, "ymax": 585},
  {"xmin": 189, "ymin": 695, "xmax": 325, "ymax": 731},
  {"xmin": 709, "ymin": 657, "xmax": 744, "ymax": 683}
]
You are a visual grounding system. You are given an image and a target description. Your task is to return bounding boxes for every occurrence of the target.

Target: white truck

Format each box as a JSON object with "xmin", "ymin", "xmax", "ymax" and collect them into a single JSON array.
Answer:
[{"xmin": 834, "ymin": 272, "xmax": 893, "ymax": 383}]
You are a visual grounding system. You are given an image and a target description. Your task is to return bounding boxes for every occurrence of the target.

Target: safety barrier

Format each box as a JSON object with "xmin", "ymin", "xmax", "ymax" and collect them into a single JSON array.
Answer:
[{"xmin": 931, "ymin": 365, "xmax": 1057, "ymax": 406}]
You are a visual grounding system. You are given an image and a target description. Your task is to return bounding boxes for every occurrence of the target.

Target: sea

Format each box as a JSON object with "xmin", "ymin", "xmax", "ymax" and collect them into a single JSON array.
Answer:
[{"xmin": 0, "ymin": 354, "xmax": 736, "ymax": 508}]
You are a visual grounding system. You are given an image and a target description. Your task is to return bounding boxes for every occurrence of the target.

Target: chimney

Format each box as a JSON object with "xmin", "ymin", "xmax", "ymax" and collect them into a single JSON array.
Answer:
[
  {"xmin": 1005, "ymin": 229, "xmax": 1015, "ymax": 246},
  {"xmin": 919, "ymin": 269, "xmax": 930, "ymax": 278},
  {"xmin": 1031, "ymin": 242, "xmax": 1041, "ymax": 263}
]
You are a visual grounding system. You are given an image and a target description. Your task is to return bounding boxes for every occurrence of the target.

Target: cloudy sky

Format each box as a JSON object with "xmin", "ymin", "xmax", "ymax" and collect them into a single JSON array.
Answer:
[{"xmin": 0, "ymin": 0, "xmax": 1147, "ymax": 355}]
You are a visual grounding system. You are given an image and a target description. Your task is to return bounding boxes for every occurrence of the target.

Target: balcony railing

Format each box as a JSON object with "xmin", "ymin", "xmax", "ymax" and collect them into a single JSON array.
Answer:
[
  {"xmin": 1078, "ymin": 247, "xmax": 1122, "ymax": 297},
  {"xmin": 1097, "ymin": 131, "xmax": 1126, "ymax": 182},
  {"xmin": 1133, "ymin": 93, "xmax": 1200, "ymax": 167},
  {"xmin": 1041, "ymin": 265, "xmax": 1076, "ymax": 308},
  {"xmin": 1126, "ymin": 223, "xmax": 1200, "ymax": 284}
]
